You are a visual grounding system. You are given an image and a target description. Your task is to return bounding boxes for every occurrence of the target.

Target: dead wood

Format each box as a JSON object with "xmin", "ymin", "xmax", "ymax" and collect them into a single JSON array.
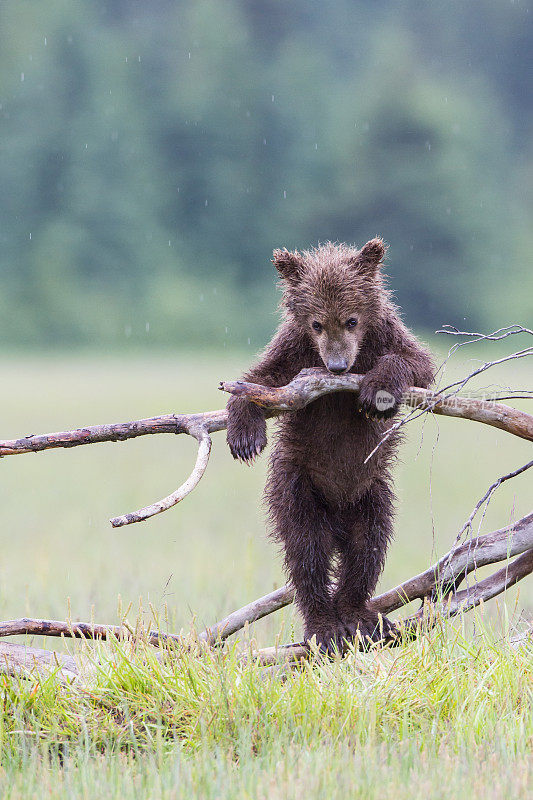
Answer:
[
  {"xmin": 2, "ymin": 511, "xmax": 530, "ymax": 672},
  {"xmin": 0, "ymin": 368, "xmax": 531, "ymax": 529},
  {"xmin": 0, "ymin": 641, "xmax": 80, "ymax": 683},
  {"xmin": 0, "ymin": 346, "xmax": 530, "ymax": 672}
]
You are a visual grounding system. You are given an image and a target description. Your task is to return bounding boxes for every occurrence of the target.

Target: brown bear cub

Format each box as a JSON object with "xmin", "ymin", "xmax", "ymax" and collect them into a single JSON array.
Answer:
[{"xmin": 226, "ymin": 239, "xmax": 434, "ymax": 652}]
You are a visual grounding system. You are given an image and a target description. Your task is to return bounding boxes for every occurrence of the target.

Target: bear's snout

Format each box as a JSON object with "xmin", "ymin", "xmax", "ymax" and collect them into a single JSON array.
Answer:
[{"xmin": 326, "ymin": 357, "xmax": 348, "ymax": 374}]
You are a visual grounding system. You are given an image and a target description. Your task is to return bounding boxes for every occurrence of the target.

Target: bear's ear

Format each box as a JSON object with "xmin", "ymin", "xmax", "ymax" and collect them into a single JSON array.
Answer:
[
  {"xmin": 272, "ymin": 248, "xmax": 304, "ymax": 285},
  {"xmin": 352, "ymin": 238, "xmax": 387, "ymax": 277}
]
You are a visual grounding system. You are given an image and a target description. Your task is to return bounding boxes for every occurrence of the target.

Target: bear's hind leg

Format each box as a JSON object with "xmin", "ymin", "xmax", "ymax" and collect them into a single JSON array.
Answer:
[
  {"xmin": 266, "ymin": 464, "xmax": 343, "ymax": 652},
  {"xmin": 333, "ymin": 479, "xmax": 396, "ymax": 646}
]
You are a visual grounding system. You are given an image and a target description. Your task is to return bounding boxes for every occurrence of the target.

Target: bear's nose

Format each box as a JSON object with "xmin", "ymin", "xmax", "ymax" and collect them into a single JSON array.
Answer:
[{"xmin": 326, "ymin": 357, "xmax": 348, "ymax": 374}]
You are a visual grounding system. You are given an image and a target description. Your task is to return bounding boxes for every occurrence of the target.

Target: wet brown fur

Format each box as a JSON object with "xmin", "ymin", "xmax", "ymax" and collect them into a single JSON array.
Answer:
[{"xmin": 226, "ymin": 239, "xmax": 435, "ymax": 652}]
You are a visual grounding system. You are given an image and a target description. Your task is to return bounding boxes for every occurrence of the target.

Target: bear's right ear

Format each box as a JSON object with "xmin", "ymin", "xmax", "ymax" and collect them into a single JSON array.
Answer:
[
  {"xmin": 352, "ymin": 238, "xmax": 387, "ymax": 278},
  {"xmin": 272, "ymin": 249, "xmax": 303, "ymax": 285}
]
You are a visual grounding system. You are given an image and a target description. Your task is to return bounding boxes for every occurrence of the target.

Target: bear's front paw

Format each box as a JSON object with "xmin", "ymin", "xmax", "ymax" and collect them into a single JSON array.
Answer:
[
  {"xmin": 358, "ymin": 378, "xmax": 402, "ymax": 420},
  {"xmin": 226, "ymin": 402, "xmax": 267, "ymax": 464}
]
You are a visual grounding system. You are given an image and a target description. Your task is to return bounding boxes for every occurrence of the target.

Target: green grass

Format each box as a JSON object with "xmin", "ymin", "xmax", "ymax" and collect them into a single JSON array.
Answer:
[
  {"xmin": 0, "ymin": 622, "xmax": 531, "ymax": 798},
  {"xmin": 0, "ymin": 346, "xmax": 531, "ymax": 797}
]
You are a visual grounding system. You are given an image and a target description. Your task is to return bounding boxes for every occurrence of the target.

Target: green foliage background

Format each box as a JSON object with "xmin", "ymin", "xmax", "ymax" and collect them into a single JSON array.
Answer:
[{"xmin": 0, "ymin": 0, "xmax": 531, "ymax": 348}]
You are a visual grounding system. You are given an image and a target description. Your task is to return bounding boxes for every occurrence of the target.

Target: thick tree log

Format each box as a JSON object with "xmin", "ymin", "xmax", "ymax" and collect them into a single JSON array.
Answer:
[{"xmin": 0, "ymin": 641, "xmax": 79, "ymax": 682}]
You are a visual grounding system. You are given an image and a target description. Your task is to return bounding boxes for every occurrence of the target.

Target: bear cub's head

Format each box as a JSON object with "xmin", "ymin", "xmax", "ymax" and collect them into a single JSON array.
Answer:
[{"xmin": 272, "ymin": 238, "xmax": 387, "ymax": 374}]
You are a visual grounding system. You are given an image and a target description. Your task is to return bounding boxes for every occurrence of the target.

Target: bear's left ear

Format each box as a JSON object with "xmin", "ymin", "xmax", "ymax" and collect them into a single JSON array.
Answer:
[
  {"xmin": 351, "ymin": 238, "xmax": 387, "ymax": 277},
  {"xmin": 272, "ymin": 248, "xmax": 304, "ymax": 285}
]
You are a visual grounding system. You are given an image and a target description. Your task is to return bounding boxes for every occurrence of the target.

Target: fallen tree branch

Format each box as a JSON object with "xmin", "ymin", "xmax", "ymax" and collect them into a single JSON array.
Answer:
[
  {"xmin": 0, "ymin": 368, "xmax": 531, "ymax": 528},
  {"xmin": 202, "ymin": 510, "xmax": 533, "ymax": 644},
  {"xmin": 110, "ymin": 423, "xmax": 212, "ymax": 527},
  {"xmin": 0, "ymin": 617, "xmax": 182, "ymax": 647},
  {"xmin": 0, "ymin": 641, "xmax": 80, "ymax": 683},
  {"xmin": 199, "ymin": 585, "xmax": 295, "ymax": 645},
  {"xmin": 2, "ymin": 511, "xmax": 530, "ymax": 672},
  {"xmin": 251, "ymin": 542, "xmax": 533, "ymax": 666}
]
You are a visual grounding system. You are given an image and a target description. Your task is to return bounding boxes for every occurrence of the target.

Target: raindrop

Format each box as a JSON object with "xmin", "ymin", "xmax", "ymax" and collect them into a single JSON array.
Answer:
[
  {"xmin": 145, "ymin": 323, "xmax": 150, "ymax": 333},
  {"xmin": 247, "ymin": 338, "xmax": 251, "ymax": 345},
  {"xmin": 138, "ymin": 55, "xmax": 141, "ymax": 62},
  {"xmin": 425, "ymin": 141, "xmax": 431, "ymax": 151},
  {"xmin": 29, "ymin": 233, "xmax": 32, "ymax": 240},
  {"xmin": 188, "ymin": 52, "xmax": 191, "ymax": 59},
  {"xmin": 44, "ymin": 36, "xmax": 47, "ymax": 46},
  {"xmin": 20, "ymin": 73, "xmax": 25, "ymax": 82},
  {"xmin": 205, "ymin": 199, "xmax": 208, "ymax": 207},
  {"xmin": 263, "ymin": 138, "xmax": 267, "ymax": 145},
  {"xmin": 283, "ymin": 190, "xmax": 287, "ymax": 199},
  {"xmin": 168, "ymin": 240, "xmax": 171, "ymax": 246},
  {"xmin": 225, "ymin": 326, "xmax": 229, "ymax": 334},
  {"xmin": 271, "ymin": 94, "xmax": 275, "ymax": 102}
]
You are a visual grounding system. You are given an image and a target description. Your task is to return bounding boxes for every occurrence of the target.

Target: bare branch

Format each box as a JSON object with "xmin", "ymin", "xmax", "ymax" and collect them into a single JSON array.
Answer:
[
  {"xmin": 436, "ymin": 323, "xmax": 532, "ymax": 347},
  {"xmin": 444, "ymin": 549, "xmax": 533, "ymax": 616},
  {"xmin": 220, "ymin": 370, "xmax": 533, "ymax": 442},
  {"xmin": 0, "ymin": 512, "xmax": 530, "ymax": 673},
  {"xmin": 0, "ymin": 410, "xmax": 228, "ymax": 456},
  {"xmin": 200, "ymin": 585, "xmax": 296, "ymax": 645},
  {"xmin": 0, "ymin": 368, "xmax": 530, "ymax": 527},
  {"xmin": 110, "ymin": 423, "xmax": 212, "ymax": 528},
  {"xmin": 0, "ymin": 617, "xmax": 182, "ymax": 647},
  {"xmin": 202, "ymin": 511, "xmax": 533, "ymax": 643},
  {"xmin": 444, "ymin": 460, "xmax": 533, "ymax": 557},
  {"xmin": 2, "ymin": 369, "xmax": 531, "ymax": 462},
  {"xmin": 372, "ymin": 511, "xmax": 533, "ymax": 614}
]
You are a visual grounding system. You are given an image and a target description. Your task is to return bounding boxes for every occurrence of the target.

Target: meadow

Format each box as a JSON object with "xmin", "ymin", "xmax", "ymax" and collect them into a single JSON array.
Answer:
[{"xmin": 0, "ymin": 345, "xmax": 531, "ymax": 798}]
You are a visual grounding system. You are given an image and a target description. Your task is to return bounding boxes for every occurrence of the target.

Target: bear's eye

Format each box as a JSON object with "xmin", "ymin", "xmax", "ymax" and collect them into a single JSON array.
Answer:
[
  {"xmin": 311, "ymin": 321, "xmax": 323, "ymax": 333},
  {"xmin": 345, "ymin": 317, "xmax": 358, "ymax": 329}
]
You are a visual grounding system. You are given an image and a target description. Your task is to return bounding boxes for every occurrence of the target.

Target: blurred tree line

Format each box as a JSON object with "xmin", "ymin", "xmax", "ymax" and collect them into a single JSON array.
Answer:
[{"xmin": 0, "ymin": 0, "xmax": 531, "ymax": 349}]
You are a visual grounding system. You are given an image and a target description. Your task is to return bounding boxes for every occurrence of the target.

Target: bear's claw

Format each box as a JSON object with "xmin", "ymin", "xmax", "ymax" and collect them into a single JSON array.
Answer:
[{"xmin": 307, "ymin": 611, "xmax": 397, "ymax": 656}]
